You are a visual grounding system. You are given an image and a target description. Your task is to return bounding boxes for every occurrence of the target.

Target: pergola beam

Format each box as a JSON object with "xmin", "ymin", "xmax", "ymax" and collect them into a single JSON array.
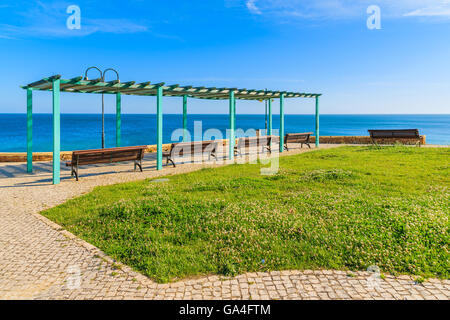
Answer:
[
  {"xmin": 60, "ymin": 76, "xmax": 84, "ymax": 90},
  {"xmin": 26, "ymin": 75, "xmax": 61, "ymax": 89},
  {"xmin": 84, "ymin": 81, "xmax": 135, "ymax": 94},
  {"xmin": 23, "ymin": 76, "xmax": 321, "ymax": 100},
  {"xmin": 22, "ymin": 85, "xmax": 319, "ymax": 100}
]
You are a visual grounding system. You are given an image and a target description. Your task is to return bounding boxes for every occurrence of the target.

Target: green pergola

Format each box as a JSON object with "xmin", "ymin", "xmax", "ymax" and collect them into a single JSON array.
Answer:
[{"xmin": 22, "ymin": 75, "xmax": 322, "ymax": 184}]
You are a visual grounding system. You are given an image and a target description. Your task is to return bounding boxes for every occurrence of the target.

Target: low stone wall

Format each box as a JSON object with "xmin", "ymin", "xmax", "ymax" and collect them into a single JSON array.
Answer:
[
  {"xmin": 0, "ymin": 152, "xmax": 73, "ymax": 163},
  {"xmin": 0, "ymin": 140, "xmax": 230, "ymax": 163},
  {"xmin": 309, "ymin": 135, "xmax": 426, "ymax": 145},
  {"xmin": 0, "ymin": 136, "xmax": 426, "ymax": 163}
]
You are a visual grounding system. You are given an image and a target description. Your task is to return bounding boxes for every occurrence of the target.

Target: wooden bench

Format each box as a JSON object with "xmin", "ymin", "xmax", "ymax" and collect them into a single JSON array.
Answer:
[
  {"xmin": 284, "ymin": 132, "xmax": 313, "ymax": 151},
  {"xmin": 368, "ymin": 129, "xmax": 421, "ymax": 146},
  {"xmin": 163, "ymin": 140, "xmax": 218, "ymax": 167},
  {"xmin": 234, "ymin": 135, "xmax": 277, "ymax": 157},
  {"xmin": 66, "ymin": 146, "xmax": 147, "ymax": 181}
]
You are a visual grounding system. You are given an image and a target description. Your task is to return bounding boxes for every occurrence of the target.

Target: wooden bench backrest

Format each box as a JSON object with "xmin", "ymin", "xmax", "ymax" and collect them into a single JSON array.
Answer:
[
  {"xmin": 71, "ymin": 146, "xmax": 146, "ymax": 165},
  {"xmin": 368, "ymin": 129, "xmax": 419, "ymax": 139},
  {"xmin": 170, "ymin": 141, "xmax": 218, "ymax": 157},
  {"xmin": 285, "ymin": 132, "xmax": 313, "ymax": 143},
  {"xmin": 236, "ymin": 135, "xmax": 274, "ymax": 148}
]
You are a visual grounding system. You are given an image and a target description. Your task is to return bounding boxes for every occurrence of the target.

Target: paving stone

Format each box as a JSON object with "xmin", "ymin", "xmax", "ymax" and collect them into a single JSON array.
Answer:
[{"xmin": 0, "ymin": 148, "xmax": 448, "ymax": 300}]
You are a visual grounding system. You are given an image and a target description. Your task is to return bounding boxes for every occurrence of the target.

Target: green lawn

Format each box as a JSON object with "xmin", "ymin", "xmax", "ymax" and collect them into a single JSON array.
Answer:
[{"xmin": 42, "ymin": 146, "xmax": 449, "ymax": 283}]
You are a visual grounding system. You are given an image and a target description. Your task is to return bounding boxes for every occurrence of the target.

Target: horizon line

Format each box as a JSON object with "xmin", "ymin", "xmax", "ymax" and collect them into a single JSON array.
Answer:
[{"xmin": 0, "ymin": 113, "xmax": 449, "ymax": 116}]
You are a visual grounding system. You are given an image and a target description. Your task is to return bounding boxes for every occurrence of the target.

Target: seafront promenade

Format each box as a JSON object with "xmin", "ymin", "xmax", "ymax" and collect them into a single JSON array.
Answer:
[{"xmin": 0, "ymin": 145, "xmax": 449, "ymax": 300}]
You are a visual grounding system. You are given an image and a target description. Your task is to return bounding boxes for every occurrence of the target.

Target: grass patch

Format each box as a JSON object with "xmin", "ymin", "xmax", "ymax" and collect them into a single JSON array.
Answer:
[
  {"xmin": 42, "ymin": 146, "xmax": 450, "ymax": 283},
  {"xmin": 300, "ymin": 169, "xmax": 356, "ymax": 182}
]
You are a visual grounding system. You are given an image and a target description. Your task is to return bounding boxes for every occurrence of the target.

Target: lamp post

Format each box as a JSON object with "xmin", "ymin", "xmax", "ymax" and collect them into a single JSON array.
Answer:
[
  {"xmin": 264, "ymin": 89, "xmax": 267, "ymax": 134},
  {"xmin": 84, "ymin": 66, "xmax": 120, "ymax": 149}
]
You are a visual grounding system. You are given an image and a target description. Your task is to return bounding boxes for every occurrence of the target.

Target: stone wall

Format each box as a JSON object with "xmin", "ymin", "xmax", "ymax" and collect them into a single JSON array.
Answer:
[
  {"xmin": 0, "ymin": 136, "xmax": 426, "ymax": 162},
  {"xmin": 0, "ymin": 152, "xmax": 73, "ymax": 163},
  {"xmin": 309, "ymin": 135, "xmax": 426, "ymax": 145}
]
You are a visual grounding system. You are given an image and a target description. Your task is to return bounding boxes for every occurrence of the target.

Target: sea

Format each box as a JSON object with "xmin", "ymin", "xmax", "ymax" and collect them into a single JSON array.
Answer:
[{"xmin": 0, "ymin": 114, "xmax": 448, "ymax": 152}]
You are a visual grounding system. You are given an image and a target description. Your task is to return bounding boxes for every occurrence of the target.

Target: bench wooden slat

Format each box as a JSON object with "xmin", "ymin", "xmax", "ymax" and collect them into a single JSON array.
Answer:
[
  {"xmin": 234, "ymin": 135, "xmax": 276, "ymax": 156},
  {"xmin": 284, "ymin": 132, "xmax": 313, "ymax": 150},
  {"xmin": 368, "ymin": 129, "xmax": 421, "ymax": 146},
  {"xmin": 72, "ymin": 151, "xmax": 141, "ymax": 158},
  {"xmin": 163, "ymin": 141, "xmax": 218, "ymax": 167},
  {"xmin": 74, "ymin": 155, "xmax": 142, "ymax": 165},
  {"xmin": 172, "ymin": 141, "xmax": 218, "ymax": 156},
  {"xmin": 72, "ymin": 146, "xmax": 147, "ymax": 155},
  {"xmin": 76, "ymin": 152, "xmax": 142, "ymax": 161},
  {"xmin": 66, "ymin": 146, "xmax": 146, "ymax": 181},
  {"xmin": 68, "ymin": 157, "xmax": 142, "ymax": 166},
  {"xmin": 368, "ymin": 129, "xmax": 419, "ymax": 139}
]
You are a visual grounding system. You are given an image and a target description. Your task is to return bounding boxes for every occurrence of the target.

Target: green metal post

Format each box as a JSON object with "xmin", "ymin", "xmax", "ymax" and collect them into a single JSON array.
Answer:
[
  {"xmin": 156, "ymin": 86, "xmax": 163, "ymax": 170},
  {"xmin": 315, "ymin": 95, "xmax": 320, "ymax": 148},
  {"xmin": 116, "ymin": 93, "xmax": 121, "ymax": 147},
  {"xmin": 26, "ymin": 89, "xmax": 33, "ymax": 173},
  {"xmin": 52, "ymin": 79, "xmax": 61, "ymax": 185},
  {"xmin": 268, "ymin": 98, "xmax": 272, "ymax": 135},
  {"xmin": 234, "ymin": 98, "xmax": 237, "ymax": 130},
  {"xmin": 279, "ymin": 93, "xmax": 285, "ymax": 153},
  {"xmin": 229, "ymin": 90, "xmax": 235, "ymax": 160},
  {"xmin": 183, "ymin": 95, "xmax": 188, "ymax": 142}
]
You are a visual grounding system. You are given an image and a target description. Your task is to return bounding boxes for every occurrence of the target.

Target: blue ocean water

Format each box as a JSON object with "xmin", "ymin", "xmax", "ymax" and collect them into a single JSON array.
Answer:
[{"xmin": 0, "ymin": 114, "xmax": 448, "ymax": 152}]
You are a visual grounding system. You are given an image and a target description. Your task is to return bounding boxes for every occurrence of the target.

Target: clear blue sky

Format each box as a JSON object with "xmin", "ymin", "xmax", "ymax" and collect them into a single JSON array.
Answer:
[{"xmin": 0, "ymin": 0, "xmax": 449, "ymax": 114}]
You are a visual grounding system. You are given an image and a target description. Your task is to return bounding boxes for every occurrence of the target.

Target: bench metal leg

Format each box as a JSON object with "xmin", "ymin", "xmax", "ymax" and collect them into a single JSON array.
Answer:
[
  {"xmin": 208, "ymin": 151, "xmax": 218, "ymax": 161},
  {"xmin": 168, "ymin": 158, "xmax": 176, "ymax": 167},
  {"xmin": 74, "ymin": 165, "xmax": 79, "ymax": 181},
  {"xmin": 261, "ymin": 146, "xmax": 272, "ymax": 154},
  {"xmin": 70, "ymin": 164, "xmax": 79, "ymax": 181},
  {"xmin": 164, "ymin": 156, "xmax": 176, "ymax": 168},
  {"xmin": 134, "ymin": 160, "xmax": 143, "ymax": 172}
]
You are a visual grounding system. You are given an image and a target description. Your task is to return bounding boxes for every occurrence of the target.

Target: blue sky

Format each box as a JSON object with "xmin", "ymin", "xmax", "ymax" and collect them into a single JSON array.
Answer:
[{"xmin": 0, "ymin": 0, "xmax": 449, "ymax": 114}]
